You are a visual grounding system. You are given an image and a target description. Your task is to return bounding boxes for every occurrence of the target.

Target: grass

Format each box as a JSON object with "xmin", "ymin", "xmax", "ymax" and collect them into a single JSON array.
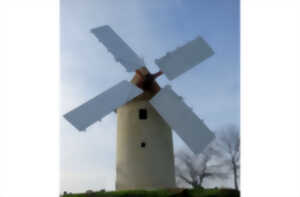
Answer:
[{"xmin": 62, "ymin": 188, "xmax": 240, "ymax": 197}]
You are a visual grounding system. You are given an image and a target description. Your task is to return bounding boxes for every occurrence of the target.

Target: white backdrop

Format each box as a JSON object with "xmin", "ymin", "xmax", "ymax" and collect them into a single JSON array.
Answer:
[{"xmin": 1, "ymin": 0, "xmax": 300, "ymax": 197}]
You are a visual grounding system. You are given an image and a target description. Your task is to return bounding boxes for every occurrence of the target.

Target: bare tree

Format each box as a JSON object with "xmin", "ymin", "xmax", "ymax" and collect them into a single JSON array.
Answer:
[
  {"xmin": 175, "ymin": 145, "xmax": 227, "ymax": 189},
  {"xmin": 217, "ymin": 125, "xmax": 240, "ymax": 190}
]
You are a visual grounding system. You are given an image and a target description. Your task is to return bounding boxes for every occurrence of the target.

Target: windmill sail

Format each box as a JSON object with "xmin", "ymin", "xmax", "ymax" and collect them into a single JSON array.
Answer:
[
  {"xmin": 149, "ymin": 85, "xmax": 215, "ymax": 154},
  {"xmin": 64, "ymin": 80, "xmax": 143, "ymax": 131},
  {"xmin": 91, "ymin": 25, "xmax": 145, "ymax": 72},
  {"xmin": 155, "ymin": 36, "xmax": 214, "ymax": 81}
]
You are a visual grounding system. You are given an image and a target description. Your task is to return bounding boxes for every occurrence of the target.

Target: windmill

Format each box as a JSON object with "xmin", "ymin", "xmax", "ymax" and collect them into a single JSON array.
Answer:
[{"xmin": 64, "ymin": 25, "xmax": 215, "ymax": 190}]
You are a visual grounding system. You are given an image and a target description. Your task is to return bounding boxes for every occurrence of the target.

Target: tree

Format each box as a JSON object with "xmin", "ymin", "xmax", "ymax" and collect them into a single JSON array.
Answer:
[
  {"xmin": 217, "ymin": 125, "xmax": 240, "ymax": 190},
  {"xmin": 175, "ymin": 144, "xmax": 227, "ymax": 189}
]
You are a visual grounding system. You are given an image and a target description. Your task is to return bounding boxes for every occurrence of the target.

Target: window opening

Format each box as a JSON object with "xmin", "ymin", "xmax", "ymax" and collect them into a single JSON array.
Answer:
[
  {"xmin": 139, "ymin": 109, "xmax": 147, "ymax": 120},
  {"xmin": 140, "ymin": 142, "xmax": 146, "ymax": 148}
]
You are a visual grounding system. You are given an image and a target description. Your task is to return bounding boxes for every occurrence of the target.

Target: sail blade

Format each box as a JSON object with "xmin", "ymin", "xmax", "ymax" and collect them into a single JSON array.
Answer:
[
  {"xmin": 149, "ymin": 85, "xmax": 215, "ymax": 154},
  {"xmin": 155, "ymin": 36, "xmax": 214, "ymax": 80},
  {"xmin": 91, "ymin": 25, "xmax": 145, "ymax": 72},
  {"xmin": 64, "ymin": 80, "xmax": 143, "ymax": 131}
]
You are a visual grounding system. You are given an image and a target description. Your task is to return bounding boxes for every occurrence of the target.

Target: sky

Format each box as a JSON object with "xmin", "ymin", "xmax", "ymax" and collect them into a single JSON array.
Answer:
[{"xmin": 60, "ymin": 0, "xmax": 239, "ymax": 193}]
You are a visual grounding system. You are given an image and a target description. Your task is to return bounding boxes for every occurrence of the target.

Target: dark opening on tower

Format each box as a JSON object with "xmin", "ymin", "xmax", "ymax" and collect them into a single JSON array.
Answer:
[
  {"xmin": 140, "ymin": 142, "xmax": 146, "ymax": 148},
  {"xmin": 139, "ymin": 109, "xmax": 147, "ymax": 120}
]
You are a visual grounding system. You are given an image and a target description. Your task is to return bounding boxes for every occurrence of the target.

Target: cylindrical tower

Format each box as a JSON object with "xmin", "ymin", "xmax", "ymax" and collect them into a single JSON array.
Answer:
[{"xmin": 115, "ymin": 69, "xmax": 176, "ymax": 190}]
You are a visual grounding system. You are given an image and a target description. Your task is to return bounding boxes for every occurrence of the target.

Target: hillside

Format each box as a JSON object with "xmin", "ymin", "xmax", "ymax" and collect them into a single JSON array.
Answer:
[{"xmin": 62, "ymin": 188, "xmax": 240, "ymax": 197}]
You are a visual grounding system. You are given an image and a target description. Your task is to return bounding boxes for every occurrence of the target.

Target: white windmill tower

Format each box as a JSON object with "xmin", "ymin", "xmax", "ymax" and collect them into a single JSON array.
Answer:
[{"xmin": 64, "ymin": 25, "xmax": 215, "ymax": 190}]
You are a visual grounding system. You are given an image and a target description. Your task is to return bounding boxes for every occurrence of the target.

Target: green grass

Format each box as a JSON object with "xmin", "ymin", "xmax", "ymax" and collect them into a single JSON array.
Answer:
[{"xmin": 62, "ymin": 188, "xmax": 239, "ymax": 197}]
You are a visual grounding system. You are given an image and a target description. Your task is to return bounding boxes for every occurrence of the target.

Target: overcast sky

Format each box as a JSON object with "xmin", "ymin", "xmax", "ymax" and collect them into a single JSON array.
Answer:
[{"xmin": 60, "ymin": 0, "xmax": 239, "ymax": 193}]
